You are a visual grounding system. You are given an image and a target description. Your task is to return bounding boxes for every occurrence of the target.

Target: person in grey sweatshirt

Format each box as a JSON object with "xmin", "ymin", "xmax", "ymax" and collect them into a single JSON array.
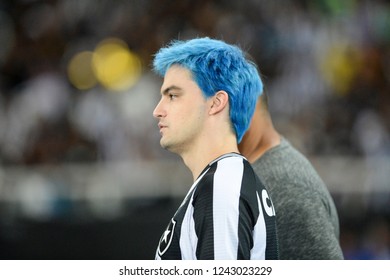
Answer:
[{"xmin": 238, "ymin": 93, "xmax": 344, "ymax": 259}]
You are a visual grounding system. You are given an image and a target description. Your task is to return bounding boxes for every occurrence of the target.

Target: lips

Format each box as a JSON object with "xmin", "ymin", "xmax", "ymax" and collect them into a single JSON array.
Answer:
[{"xmin": 158, "ymin": 123, "xmax": 167, "ymax": 133}]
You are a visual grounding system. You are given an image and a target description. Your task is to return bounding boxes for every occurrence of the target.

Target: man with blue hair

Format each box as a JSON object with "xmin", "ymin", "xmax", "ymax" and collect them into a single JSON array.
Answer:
[{"xmin": 152, "ymin": 37, "xmax": 279, "ymax": 260}]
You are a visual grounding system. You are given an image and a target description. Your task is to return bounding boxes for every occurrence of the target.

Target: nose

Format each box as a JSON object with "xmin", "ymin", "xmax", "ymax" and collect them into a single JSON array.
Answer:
[{"xmin": 153, "ymin": 99, "xmax": 165, "ymax": 119}]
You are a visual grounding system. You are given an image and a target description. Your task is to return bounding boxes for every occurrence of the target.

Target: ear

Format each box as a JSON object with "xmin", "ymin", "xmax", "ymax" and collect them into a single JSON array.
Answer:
[{"xmin": 209, "ymin": 90, "xmax": 229, "ymax": 115}]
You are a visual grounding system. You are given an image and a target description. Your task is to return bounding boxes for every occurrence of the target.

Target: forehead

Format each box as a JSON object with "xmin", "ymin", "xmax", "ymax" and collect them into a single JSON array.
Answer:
[{"xmin": 161, "ymin": 65, "xmax": 194, "ymax": 89}]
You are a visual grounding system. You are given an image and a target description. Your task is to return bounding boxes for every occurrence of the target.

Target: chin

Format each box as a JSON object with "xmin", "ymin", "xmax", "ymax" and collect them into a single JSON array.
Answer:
[
  {"xmin": 160, "ymin": 139, "xmax": 171, "ymax": 150},
  {"xmin": 161, "ymin": 141, "xmax": 181, "ymax": 154}
]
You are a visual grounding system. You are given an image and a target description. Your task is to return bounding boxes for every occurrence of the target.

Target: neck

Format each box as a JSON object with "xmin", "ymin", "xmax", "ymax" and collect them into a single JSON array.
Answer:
[
  {"xmin": 181, "ymin": 134, "xmax": 239, "ymax": 181},
  {"xmin": 238, "ymin": 109, "xmax": 280, "ymax": 163}
]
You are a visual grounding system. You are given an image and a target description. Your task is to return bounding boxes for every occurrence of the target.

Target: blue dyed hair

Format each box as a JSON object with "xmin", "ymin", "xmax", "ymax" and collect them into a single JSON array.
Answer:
[{"xmin": 153, "ymin": 37, "xmax": 263, "ymax": 143}]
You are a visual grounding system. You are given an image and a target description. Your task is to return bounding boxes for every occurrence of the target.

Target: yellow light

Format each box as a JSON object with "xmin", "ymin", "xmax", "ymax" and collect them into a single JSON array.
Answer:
[
  {"xmin": 67, "ymin": 51, "xmax": 97, "ymax": 90},
  {"xmin": 92, "ymin": 38, "xmax": 142, "ymax": 91},
  {"xmin": 319, "ymin": 44, "xmax": 362, "ymax": 96}
]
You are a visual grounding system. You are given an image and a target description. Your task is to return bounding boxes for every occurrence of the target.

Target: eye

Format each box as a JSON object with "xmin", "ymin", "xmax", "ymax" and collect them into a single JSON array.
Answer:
[{"xmin": 169, "ymin": 93, "xmax": 177, "ymax": 100}]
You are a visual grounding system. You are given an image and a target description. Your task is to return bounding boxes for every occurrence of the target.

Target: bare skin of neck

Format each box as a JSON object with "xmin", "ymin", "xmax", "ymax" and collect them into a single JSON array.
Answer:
[
  {"xmin": 238, "ymin": 100, "xmax": 281, "ymax": 163},
  {"xmin": 182, "ymin": 132, "xmax": 239, "ymax": 181}
]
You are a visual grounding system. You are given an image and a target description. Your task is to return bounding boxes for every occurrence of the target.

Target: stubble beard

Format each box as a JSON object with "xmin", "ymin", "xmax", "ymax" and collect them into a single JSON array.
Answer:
[
  {"xmin": 160, "ymin": 136, "xmax": 186, "ymax": 155},
  {"xmin": 160, "ymin": 137, "xmax": 176, "ymax": 153}
]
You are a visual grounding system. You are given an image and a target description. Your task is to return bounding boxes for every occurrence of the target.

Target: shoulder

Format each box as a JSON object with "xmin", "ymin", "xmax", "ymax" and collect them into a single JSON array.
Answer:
[
  {"xmin": 252, "ymin": 138, "xmax": 327, "ymax": 189},
  {"xmin": 195, "ymin": 153, "xmax": 260, "ymax": 197},
  {"xmin": 251, "ymin": 137, "xmax": 337, "ymax": 212},
  {"xmin": 206, "ymin": 153, "xmax": 253, "ymax": 178}
]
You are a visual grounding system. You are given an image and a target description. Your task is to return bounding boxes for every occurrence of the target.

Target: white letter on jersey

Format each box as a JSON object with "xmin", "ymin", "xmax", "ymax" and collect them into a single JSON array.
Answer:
[{"xmin": 261, "ymin": 189, "xmax": 275, "ymax": 217}]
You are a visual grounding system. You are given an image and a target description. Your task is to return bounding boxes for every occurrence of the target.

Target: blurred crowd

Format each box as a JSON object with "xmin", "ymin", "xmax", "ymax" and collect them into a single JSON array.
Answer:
[
  {"xmin": 0, "ymin": 0, "xmax": 389, "ymax": 165},
  {"xmin": 0, "ymin": 0, "xmax": 389, "ymax": 259}
]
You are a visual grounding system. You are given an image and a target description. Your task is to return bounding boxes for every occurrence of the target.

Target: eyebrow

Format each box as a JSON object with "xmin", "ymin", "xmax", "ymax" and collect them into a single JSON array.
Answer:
[{"xmin": 161, "ymin": 85, "xmax": 182, "ymax": 96}]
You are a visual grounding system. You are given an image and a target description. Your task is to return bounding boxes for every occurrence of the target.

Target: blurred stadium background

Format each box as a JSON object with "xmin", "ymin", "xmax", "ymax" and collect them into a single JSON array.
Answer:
[{"xmin": 0, "ymin": 0, "xmax": 389, "ymax": 259}]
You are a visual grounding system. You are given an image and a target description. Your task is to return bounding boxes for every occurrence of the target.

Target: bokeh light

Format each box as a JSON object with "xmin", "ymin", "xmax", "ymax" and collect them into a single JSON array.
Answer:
[
  {"xmin": 319, "ymin": 44, "xmax": 362, "ymax": 96},
  {"xmin": 67, "ymin": 51, "xmax": 97, "ymax": 90},
  {"xmin": 67, "ymin": 38, "xmax": 142, "ymax": 91},
  {"xmin": 92, "ymin": 38, "xmax": 142, "ymax": 92}
]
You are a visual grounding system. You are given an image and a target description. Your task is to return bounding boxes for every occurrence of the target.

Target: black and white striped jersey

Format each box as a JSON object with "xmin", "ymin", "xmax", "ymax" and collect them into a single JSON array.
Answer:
[{"xmin": 155, "ymin": 153, "xmax": 279, "ymax": 260}]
